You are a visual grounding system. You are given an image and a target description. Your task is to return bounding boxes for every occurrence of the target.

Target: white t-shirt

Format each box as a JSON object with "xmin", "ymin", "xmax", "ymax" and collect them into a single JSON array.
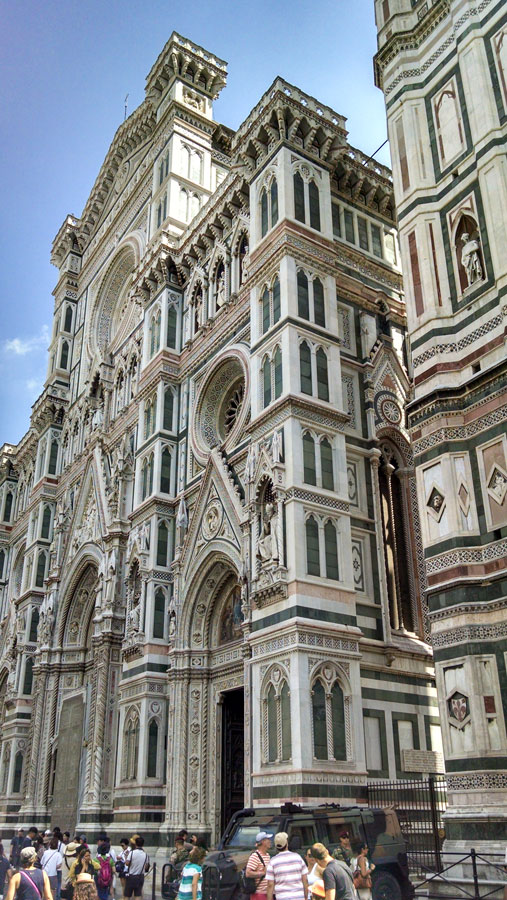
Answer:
[
  {"xmin": 128, "ymin": 849, "xmax": 148, "ymax": 876},
  {"xmin": 41, "ymin": 850, "xmax": 63, "ymax": 877}
]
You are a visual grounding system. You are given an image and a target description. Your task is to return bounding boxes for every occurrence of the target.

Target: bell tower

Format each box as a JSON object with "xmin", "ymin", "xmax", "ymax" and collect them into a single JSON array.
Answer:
[{"xmin": 374, "ymin": 0, "xmax": 507, "ymax": 851}]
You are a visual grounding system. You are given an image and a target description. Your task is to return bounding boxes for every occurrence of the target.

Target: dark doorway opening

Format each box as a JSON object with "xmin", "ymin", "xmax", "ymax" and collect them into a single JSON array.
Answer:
[{"xmin": 221, "ymin": 688, "xmax": 245, "ymax": 835}]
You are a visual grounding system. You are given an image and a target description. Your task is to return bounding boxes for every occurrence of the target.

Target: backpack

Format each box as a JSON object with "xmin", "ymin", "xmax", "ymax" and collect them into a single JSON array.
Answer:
[
  {"xmin": 97, "ymin": 856, "xmax": 113, "ymax": 888},
  {"xmin": 239, "ymin": 852, "xmax": 266, "ymax": 895}
]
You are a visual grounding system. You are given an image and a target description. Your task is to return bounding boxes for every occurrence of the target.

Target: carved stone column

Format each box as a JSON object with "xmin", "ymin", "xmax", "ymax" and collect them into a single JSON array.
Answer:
[{"xmin": 369, "ymin": 450, "xmax": 392, "ymax": 646}]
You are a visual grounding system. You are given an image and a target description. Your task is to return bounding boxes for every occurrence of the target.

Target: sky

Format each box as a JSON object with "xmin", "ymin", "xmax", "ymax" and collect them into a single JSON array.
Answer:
[{"xmin": 0, "ymin": 0, "xmax": 390, "ymax": 446}]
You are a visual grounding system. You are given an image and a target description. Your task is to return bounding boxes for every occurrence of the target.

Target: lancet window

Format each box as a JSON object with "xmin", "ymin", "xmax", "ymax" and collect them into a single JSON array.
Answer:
[
  {"xmin": 261, "ymin": 346, "xmax": 283, "ymax": 408},
  {"xmin": 262, "ymin": 665, "xmax": 291, "ymax": 764},
  {"xmin": 305, "ymin": 514, "xmax": 340, "ymax": 581},
  {"xmin": 261, "ymin": 276, "xmax": 281, "ymax": 334},
  {"xmin": 311, "ymin": 664, "xmax": 348, "ymax": 761},
  {"xmin": 260, "ymin": 177, "xmax": 279, "ymax": 238}
]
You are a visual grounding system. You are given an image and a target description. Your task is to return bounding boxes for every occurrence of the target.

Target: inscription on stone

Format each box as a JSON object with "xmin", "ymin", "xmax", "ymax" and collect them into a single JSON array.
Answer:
[{"xmin": 402, "ymin": 749, "xmax": 445, "ymax": 773}]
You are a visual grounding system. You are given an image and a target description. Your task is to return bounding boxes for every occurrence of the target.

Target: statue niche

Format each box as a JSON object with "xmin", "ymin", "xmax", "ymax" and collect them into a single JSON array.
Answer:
[
  {"xmin": 454, "ymin": 214, "xmax": 484, "ymax": 293},
  {"xmin": 256, "ymin": 479, "xmax": 281, "ymax": 570}
]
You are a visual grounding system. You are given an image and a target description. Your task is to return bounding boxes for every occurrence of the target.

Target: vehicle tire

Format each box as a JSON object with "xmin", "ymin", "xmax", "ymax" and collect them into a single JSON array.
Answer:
[{"xmin": 372, "ymin": 872, "xmax": 403, "ymax": 900}]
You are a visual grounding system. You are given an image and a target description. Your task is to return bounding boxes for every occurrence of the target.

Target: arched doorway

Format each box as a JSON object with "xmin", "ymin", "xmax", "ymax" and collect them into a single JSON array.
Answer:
[{"xmin": 51, "ymin": 563, "xmax": 98, "ymax": 833}]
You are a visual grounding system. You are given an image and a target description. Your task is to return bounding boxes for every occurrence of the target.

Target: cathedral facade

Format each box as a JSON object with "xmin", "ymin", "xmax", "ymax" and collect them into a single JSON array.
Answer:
[
  {"xmin": 0, "ymin": 34, "xmax": 439, "ymax": 847},
  {"xmin": 374, "ymin": 0, "xmax": 507, "ymax": 846}
]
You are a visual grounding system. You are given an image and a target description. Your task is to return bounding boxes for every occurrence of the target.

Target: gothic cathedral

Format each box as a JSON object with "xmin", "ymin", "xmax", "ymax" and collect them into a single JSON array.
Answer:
[{"xmin": 0, "ymin": 34, "xmax": 439, "ymax": 846}]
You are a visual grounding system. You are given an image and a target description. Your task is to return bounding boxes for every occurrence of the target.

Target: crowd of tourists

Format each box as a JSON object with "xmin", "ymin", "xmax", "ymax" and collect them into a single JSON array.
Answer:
[
  {"xmin": 0, "ymin": 829, "xmax": 151, "ymax": 900},
  {"xmin": 164, "ymin": 827, "xmax": 373, "ymax": 900}
]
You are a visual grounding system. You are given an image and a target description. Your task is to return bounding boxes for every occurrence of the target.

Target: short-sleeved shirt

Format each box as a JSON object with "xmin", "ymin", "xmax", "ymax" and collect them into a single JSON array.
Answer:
[
  {"xmin": 266, "ymin": 850, "xmax": 307, "ymax": 900},
  {"xmin": 127, "ymin": 849, "xmax": 148, "ymax": 876},
  {"xmin": 177, "ymin": 862, "xmax": 202, "ymax": 900},
  {"xmin": 246, "ymin": 850, "xmax": 270, "ymax": 894},
  {"xmin": 322, "ymin": 860, "xmax": 355, "ymax": 900},
  {"xmin": 41, "ymin": 849, "xmax": 63, "ymax": 876}
]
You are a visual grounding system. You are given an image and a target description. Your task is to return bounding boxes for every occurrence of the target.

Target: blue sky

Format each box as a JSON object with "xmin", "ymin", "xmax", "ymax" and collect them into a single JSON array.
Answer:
[{"xmin": 0, "ymin": 0, "xmax": 389, "ymax": 446}]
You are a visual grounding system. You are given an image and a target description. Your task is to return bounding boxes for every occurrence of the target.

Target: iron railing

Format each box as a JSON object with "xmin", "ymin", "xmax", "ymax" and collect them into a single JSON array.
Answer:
[{"xmin": 408, "ymin": 849, "xmax": 506, "ymax": 900}]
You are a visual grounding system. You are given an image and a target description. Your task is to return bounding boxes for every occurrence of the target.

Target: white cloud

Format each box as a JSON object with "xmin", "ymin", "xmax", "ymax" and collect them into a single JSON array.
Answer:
[
  {"xmin": 4, "ymin": 324, "xmax": 50, "ymax": 356},
  {"xmin": 25, "ymin": 378, "xmax": 43, "ymax": 396}
]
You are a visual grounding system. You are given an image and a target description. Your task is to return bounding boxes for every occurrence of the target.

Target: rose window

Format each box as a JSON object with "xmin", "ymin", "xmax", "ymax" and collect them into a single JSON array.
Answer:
[{"xmin": 223, "ymin": 383, "xmax": 245, "ymax": 435}]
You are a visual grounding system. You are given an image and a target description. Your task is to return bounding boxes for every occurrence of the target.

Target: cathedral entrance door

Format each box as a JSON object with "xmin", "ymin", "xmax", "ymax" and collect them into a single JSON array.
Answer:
[
  {"xmin": 220, "ymin": 688, "xmax": 244, "ymax": 835},
  {"xmin": 50, "ymin": 694, "xmax": 85, "ymax": 834}
]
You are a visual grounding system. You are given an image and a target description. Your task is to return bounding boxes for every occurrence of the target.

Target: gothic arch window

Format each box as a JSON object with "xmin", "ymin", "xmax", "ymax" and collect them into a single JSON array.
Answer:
[
  {"xmin": 156, "ymin": 520, "xmax": 169, "ymax": 567},
  {"xmin": 303, "ymin": 432, "xmax": 317, "ymax": 485},
  {"xmin": 299, "ymin": 341, "xmax": 312, "ymax": 395},
  {"xmin": 261, "ymin": 347, "xmax": 283, "ymax": 409},
  {"xmin": 0, "ymin": 549, "xmax": 5, "ymax": 580},
  {"xmin": 262, "ymin": 356, "xmax": 271, "ymax": 408},
  {"xmin": 29, "ymin": 607, "xmax": 39, "ymax": 643},
  {"xmin": 261, "ymin": 275, "xmax": 281, "ymax": 334},
  {"xmin": 63, "ymin": 304, "xmax": 73, "ymax": 333},
  {"xmin": 123, "ymin": 710, "xmax": 140, "ymax": 781},
  {"xmin": 321, "ymin": 438, "xmax": 334, "ymax": 490},
  {"xmin": 48, "ymin": 439, "xmax": 59, "ymax": 475},
  {"xmin": 160, "ymin": 447, "xmax": 171, "ymax": 495},
  {"xmin": 163, "ymin": 387, "xmax": 175, "ymax": 432},
  {"xmin": 262, "ymin": 666, "xmax": 291, "ymax": 763},
  {"xmin": 305, "ymin": 515, "xmax": 320, "ymax": 576},
  {"xmin": 260, "ymin": 177, "xmax": 278, "ymax": 238},
  {"xmin": 35, "ymin": 550, "xmax": 48, "ymax": 588},
  {"xmin": 149, "ymin": 309, "xmax": 161, "ymax": 358},
  {"xmin": 294, "ymin": 172, "xmax": 305, "ymax": 223},
  {"xmin": 141, "ymin": 454, "xmax": 154, "ymax": 501},
  {"xmin": 144, "ymin": 396, "xmax": 156, "ymax": 440},
  {"xmin": 153, "ymin": 589, "xmax": 166, "ymax": 639},
  {"xmin": 378, "ymin": 442, "xmax": 415, "ymax": 633},
  {"xmin": 22, "ymin": 656, "xmax": 34, "ymax": 695},
  {"xmin": 316, "ymin": 348, "xmax": 329, "ymax": 401},
  {"xmin": 297, "ymin": 270, "xmax": 309, "ymax": 319},
  {"xmin": 41, "ymin": 505, "xmax": 52, "ymax": 540},
  {"xmin": 59, "ymin": 340, "xmax": 69, "ymax": 370},
  {"xmin": 12, "ymin": 751, "xmax": 24, "ymax": 793},
  {"xmin": 305, "ymin": 514, "xmax": 340, "ymax": 581},
  {"xmin": 3, "ymin": 492, "xmax": 13, "ymax": 523},
  {"xmin": 167, "ymin": 304, "xmax": 178, "ymax": 349},
  {"xmin": 147, "ymin": 719, "xmax": 159, "ymax": 778},
  {"xmin": 293, "ymin": 168, "xmax": 321, "ymax": 231},
  {"xmin": 311, "ymin": 665, "xmax": 348, "ymax": 761}
]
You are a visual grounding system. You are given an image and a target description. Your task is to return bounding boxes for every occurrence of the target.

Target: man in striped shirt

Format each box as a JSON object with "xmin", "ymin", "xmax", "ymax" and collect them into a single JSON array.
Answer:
[
  {"xmin": 245, "ymin": 832, "xmax": 273, "ymax": 900},
  {"xmin": 266, "ymin": 832, "xmax": 308, "ymax": 900}
]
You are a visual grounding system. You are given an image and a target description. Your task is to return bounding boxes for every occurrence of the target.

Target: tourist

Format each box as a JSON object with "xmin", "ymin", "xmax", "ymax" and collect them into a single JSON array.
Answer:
[
  {"xmin": 62, "ymin": 838, "xmax": 70, "ymax": 849},
  {"xmin": 266, "ymin": 832, "xmax": 308, "ymax": 900},
  {"xmin": 0, "ymin": 843, "xmax": 14, "ymax": 900},
  {"xmin": 350, "ymin": 841, "xmax": 373, "ymax": 900},
  {"xmin": 41, "ymin": 839, "xmax": 63, "ymax": 897},
  {"xmin": 305, "ymin": 848, "xmax": 325, "ymax": 900},
  {"xmin": 332, "ymin": 834, "xmax": 353, "ymax": 869},
  {"xmin": 61, "ymin": 840, "xmax": 80, "ymax": 897},
  {"xmin": 123, "ymin": 837, "xmax": 149, "ymax": 900},
  {"xmin": 177, "ymin": 832, "xmax": 193, "ymax": 853},
  {"xmin": 73, "ymin": 874, "xmax": 98, "ymax": 900},
  {"xmin": 4, "ymin": 846, "xmax": 52, "ymax": 900},
  {"xmin": 115, "ymin": 840, "xmax": 130, "ymax": 894},
  {"xmin": 94, "ymin": 844, "xmax": 114, "ymax": 900},
  {"xmin": 24, "ymin": 831, "xmax": 38, "ymax": 853},
  {"xmin": 176, "ymin": 847, "xmax": 206, "ymax": 900},
  {"xmin": 169, "ymin": 840, "xmax": 189, "ymax": 873},
  {"xmin": 67, "ymin": 849, "xmax": 99, "ymax": 899},
  {"xmin": 310, "ymin": 843, "xmax": 356, "ymax": 900},
  {"xmin": 245, "ymin": 832, "xmax": 272, "ymax": 900},
  {"xmin": 10, "ymin": 831, "xmax": 26, "ymax": 869}
]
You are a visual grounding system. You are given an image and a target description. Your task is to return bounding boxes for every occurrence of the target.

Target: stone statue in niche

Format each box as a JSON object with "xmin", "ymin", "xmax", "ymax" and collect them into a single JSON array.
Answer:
[
  {"xmin": 257, "ymin": 502, "xmax": 279, "ymax": 565},
  {"xmin": 271, "ymin": 430, "xmax": 283, "ymax": 464},
  {"xmin": 244, "ymin": 444, "xmax": 257, "ymax": 483},
  {"xmin": 168, "ymin": 609, "xmax": 177, "ymax": 639},
  {"xmin": 216, "ymin": 271, "xmax": 226, "ymax": 308},
  {"xmin": 461, "ymin": 232, "xmax": 483, "ymax": 286},
  {"xmin": 128, "ymin": 596, "xmax": 141, "ymax": 635},
  {"xmin": 38, "ymin": 590, "xmax": 55, "ymax": 645}
]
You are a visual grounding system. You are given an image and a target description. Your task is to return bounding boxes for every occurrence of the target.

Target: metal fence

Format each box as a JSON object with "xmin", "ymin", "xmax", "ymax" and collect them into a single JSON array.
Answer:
[
  {"xmin": 408, "ymin": 849, "xmax": 506, "ymax": 899},
  {"xmin": 368, "ymin": 775, "xmax": 448, "ymax": 875}
]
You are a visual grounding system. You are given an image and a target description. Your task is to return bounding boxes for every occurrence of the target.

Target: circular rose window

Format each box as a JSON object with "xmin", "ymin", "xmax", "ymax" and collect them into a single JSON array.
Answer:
[{"xmin": 192, "ymin": 351, "xmax": 249, "ymax": 462}]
